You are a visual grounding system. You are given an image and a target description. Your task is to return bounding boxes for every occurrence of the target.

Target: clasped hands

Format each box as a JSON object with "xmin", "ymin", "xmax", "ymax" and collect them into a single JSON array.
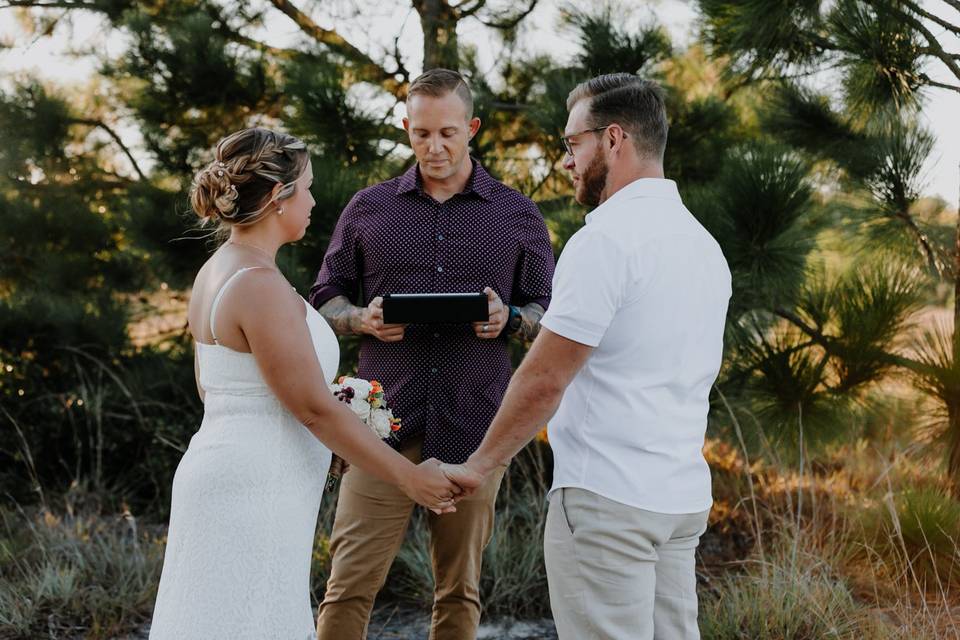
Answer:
[
  {"xmin": 404, "ymin": 458, "xmax": 491, "ymax": 515},
  {"xmin": 362, "ymin": 287, "xmax": 507, "ymax": 342}
]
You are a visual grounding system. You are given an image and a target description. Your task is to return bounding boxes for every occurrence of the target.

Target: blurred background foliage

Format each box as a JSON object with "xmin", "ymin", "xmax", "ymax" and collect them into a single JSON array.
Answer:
[
  {"xmin": 1, "ymin": 0, "xmax": 957, "ymax": 507},
  {"xmin": 1, "ymin": 0, "xmax": 959, "ymax": 636}
]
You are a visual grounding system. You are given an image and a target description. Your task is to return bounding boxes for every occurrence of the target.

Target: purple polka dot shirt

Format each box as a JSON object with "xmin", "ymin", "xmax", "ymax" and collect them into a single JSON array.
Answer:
[{"xmin": 309, "ymin": 160, "xmax": 555, "ymax": 464}]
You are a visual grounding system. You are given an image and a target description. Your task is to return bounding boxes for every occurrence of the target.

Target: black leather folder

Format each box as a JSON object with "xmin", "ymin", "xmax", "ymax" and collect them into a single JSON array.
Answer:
[{"xmin": 381, "ymin": 292, "xmax": 488, "ymax": 324}]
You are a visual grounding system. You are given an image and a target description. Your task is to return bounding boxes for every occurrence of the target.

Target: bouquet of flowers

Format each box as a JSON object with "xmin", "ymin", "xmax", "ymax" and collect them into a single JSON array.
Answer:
[{"xmin": 325, "ymin": 376, "xmax": 401, "ymax": 491}]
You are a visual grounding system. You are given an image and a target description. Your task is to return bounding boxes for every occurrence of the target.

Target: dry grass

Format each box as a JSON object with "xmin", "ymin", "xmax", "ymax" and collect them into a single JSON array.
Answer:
[
  {"xmin": 703, "ymin": 424, "xmax": 960, "ymax": 639},
  {"xmin": 2, "ymin": 431, "xmax": 958, "ymax": 638},
  {"xmin": 0, "ymin": 490, "xmax": 165, "ymax": 639}
]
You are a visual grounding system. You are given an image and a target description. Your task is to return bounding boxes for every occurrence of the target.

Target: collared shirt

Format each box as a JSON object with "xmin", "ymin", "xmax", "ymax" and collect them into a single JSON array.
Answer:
[
  {"xmin": 541, "ymin": 178, "xmax": 731, "ymax": 514},
  {"xmin": 310, "ymin": 160, "xmax": 555, "ymax": 463}
]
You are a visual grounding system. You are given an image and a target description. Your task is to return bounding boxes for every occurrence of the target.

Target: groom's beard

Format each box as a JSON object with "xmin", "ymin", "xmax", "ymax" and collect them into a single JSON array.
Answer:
[{"xmin": 578, "ymin": 151, "xmax": 608, "ymax": 207}]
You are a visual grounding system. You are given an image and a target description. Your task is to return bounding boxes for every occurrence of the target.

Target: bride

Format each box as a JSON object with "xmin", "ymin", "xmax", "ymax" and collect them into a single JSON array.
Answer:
[{"xmin": 149, "ymin": 127, "xmax": 461, "ymax": 639}]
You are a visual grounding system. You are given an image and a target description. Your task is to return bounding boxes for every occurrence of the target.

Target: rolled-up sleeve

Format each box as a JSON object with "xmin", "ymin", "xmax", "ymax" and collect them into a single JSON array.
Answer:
[
  {"xmin": 512, "ymin": 201, "xmax": 555, "ymax": 309},
  {"xmin": 309, "ymin": 194, "xmax": 364, "ymax": 309}
]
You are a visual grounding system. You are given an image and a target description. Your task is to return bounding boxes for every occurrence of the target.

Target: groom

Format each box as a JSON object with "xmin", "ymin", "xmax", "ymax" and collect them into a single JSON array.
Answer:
[
  {"xmin": 442, "ymin": 74, "xmax": 732, "ymax": 639},
  {"xmin": 309, "ymin": 68, "xmax": 555, "ymax": 639}
]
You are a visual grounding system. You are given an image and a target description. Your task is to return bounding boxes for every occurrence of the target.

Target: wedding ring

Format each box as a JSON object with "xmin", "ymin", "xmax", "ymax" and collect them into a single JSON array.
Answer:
[{"xmin": 482, "ymin": 323, "xmax": 489, "ymax": 332}]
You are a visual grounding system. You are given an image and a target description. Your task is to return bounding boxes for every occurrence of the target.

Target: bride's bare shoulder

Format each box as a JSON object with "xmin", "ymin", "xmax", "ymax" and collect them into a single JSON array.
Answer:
[{"xmin": 186, "ymin": 252, "xmax": 292, "ymax": 336}]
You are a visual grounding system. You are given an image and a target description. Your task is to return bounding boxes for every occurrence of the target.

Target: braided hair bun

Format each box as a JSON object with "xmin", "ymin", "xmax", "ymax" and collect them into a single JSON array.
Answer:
[{"xmin": 190, "ymin": 128, "xmax": 308, "ymax": 227}]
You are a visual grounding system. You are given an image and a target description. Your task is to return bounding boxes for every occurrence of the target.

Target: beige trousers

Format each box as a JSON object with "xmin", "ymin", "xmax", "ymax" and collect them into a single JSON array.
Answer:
[
  {"xmin": 316, "ymin": 439, "xmax": 506, "ymax": 640},
  {"xmin": 544, "ymin": 487, "xmax": 709, "ymax": 640}
]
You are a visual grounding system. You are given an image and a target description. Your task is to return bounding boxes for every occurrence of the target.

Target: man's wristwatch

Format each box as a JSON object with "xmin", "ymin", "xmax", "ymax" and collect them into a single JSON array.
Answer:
[{"xmin": 504, "ymin": 305, "xmax": 523, "ymax": 336}]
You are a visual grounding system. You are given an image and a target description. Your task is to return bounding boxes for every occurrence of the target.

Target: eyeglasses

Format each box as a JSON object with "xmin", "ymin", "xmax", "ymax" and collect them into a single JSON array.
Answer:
[{"xmin": 560, "ymin": 125, "xmax": 628, "ymax": 156}]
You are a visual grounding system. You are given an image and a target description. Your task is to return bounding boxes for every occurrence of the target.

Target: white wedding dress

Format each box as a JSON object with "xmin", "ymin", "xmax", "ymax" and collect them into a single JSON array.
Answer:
[{"xmin": 150, "ymin": 267, "xmax": 339, "ymax": 640}]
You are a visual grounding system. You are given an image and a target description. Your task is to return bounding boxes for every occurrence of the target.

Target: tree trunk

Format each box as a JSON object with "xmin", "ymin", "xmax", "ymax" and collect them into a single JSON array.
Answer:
[
  {"xmin": 414, "ymin": 0, "xmax": 460, "ymax": 70},
  {"xmin": 952, "ymin": 163, "xmax": 960, "ymax": 496},
  {"xmin": 955, "ymin": 162, "xmax": 959, "ymax": 366},
  {"xmin": 949, "ymin": 407, "xmax": 960, "ymax": 498}
]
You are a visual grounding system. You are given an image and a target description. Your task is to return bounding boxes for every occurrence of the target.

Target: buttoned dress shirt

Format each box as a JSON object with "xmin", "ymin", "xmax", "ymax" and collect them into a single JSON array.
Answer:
[
  {"xmin": 310, "ymin": 160, "xmax": 555, "ymax": 464},
  {"xmin": 541, "ymin": 178, "xmax": 731, "ymax": 513}
]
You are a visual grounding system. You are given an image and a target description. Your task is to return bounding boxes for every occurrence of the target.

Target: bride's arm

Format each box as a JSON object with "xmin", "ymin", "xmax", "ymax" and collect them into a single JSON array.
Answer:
[{"xmin": 225, "ymin": 269, "xmax": 460, "ymax": 511}]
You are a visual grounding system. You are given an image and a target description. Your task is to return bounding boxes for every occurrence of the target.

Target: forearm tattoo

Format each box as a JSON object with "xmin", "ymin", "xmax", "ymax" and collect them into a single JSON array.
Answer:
[
  {"xmin": 319, "ymin": 295, "xmax": 363, "ymax": 336},
  {"xmin": 517, "ymin": 303, "xmax": 545, "ymax": 342}
]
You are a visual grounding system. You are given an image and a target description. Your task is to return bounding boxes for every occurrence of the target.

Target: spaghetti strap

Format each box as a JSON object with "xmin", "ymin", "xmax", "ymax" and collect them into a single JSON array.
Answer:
[{"xmin": 208, "ymin": 267, "xmax": 269, "ymax": 345}]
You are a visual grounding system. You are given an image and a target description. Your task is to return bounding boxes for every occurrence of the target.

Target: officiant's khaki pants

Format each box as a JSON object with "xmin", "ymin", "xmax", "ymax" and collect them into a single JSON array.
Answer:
[
  {"xmin": 544, "ymin": 488, "xmax": 710, "ymax": 640},
  {"xmin": 316, "ymin": 439, "xmax": 506, "ymax": 640}
]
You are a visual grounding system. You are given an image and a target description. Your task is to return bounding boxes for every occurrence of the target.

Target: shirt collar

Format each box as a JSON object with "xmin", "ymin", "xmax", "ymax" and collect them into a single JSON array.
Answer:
[
  {"xmin": 396, "ymin": 158, "xmax": 494, "ymax": 201},
  {"xmin": 585, "ymin": 178, "xmax": 681, "ymax": 224}
]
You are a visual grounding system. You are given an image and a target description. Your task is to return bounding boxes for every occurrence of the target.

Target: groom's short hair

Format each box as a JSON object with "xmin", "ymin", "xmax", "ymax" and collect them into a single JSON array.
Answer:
[
  {"xmin": 567, "ymin": 73, "xmax": 668, "ymax": 162},
  {"xmin": 408, "ymin": 68, "xmax": 474, "ymax": 119}
]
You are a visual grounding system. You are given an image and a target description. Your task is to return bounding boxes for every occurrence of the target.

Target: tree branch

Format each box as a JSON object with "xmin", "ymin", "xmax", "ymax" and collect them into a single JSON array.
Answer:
[
  {"xmin": 200, "ymin": 4, "xmax": 306, "ymax": 61},
  {"xmin": 898, "ymin": 0, "xmax": 960, "ymax": 36},
  {"xmin": 217, "ymin": 27, "xmax": 303, "ymax": 59},
  {"xmin": 478, "ymin": 0, "xmax": 538, "ymax": 29},
  {"xmin": 0, "ymin": 1, "xmax": 98, "ymax": 8},
  {"xmin": 265, "ymin": 0, "xmax": 403, "ymax": 97},
  {"xmin": 773, "ymin": 307, "xmax": 937, "ymax": 378},
  {"xmin": 719, "ymin": 60, "xmax": 847, "ymax": 101},
  {"xmin": 390, "ymin": 31, "xmax": 410, "ymax": 86},
  {"xmin": 2, "ymin": 0, "xmax": 310, "ymax": 63},
  {"xmin": 870, "ymin": 0, "xmax": 960, "ymax": 84},
  {"xmin": 920, "ymin": 47, "xmax": 959, "ymax": 57},
  {"xmin": 890, "ymin": 207, "xmax": 945, "ymax": 276},
  {"xmin": 774, "ymin": 308, "xmax": 832, "ymax": 345},
  {"xmin": 919, "ymin": 74, "xmax": 960, "ymax": 93},
  {"xmin": 525, "ymin": 161, "xmax": 558, "ymax": 200},
  {"xmin": 69, "ymin": 118, "xmax": 146, "ymax": 181},
  {"xmin": 488, "ymin": 100, "xmax": 531, "ymax": 111},
  {"xmin": 453, "ymin": 0, "xmax": 486, "ymax": 18}
]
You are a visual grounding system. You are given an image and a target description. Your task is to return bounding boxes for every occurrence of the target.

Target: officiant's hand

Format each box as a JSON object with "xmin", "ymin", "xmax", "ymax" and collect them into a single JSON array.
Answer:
[
  {"xmin": 473, "ymin": 287, "xmax": 506, "ymax": 339},
  {"xmin": 401, "ymin": 458, "xmax": 464, "ymax": 514},
  {"xmin": 361, "ymin": 296, "xmax": 406, "ymax": 342}
]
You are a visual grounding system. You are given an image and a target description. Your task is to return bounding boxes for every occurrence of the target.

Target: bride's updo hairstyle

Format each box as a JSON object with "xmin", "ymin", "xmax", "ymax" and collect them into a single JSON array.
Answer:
[{"xmin": 190, "ymin": 127, "xmax": 309, "ymax": 228}]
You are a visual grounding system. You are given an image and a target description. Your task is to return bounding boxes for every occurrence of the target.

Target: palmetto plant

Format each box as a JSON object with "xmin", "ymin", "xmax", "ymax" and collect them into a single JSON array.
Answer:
[{"xmin": 697, "ymin": 0, "xmax": 960, "ymax": 490}]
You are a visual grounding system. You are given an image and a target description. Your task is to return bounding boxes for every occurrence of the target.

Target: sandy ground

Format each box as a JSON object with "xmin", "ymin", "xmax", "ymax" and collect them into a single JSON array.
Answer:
[
  {"xmin": 121, "ymin": 606, "xmax": 559, "ymax": 639},
  {"xmin": 367, "ymin": 606, "xmax": 558, "ymax": 639}
]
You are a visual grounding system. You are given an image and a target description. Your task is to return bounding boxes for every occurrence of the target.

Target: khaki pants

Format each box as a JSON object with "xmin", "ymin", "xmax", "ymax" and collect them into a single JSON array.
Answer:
[
  {"xmin": 544, "ymin": 488, "xmax": 709, "ymax": 640},
  {"xmin": 316, "ymin": 440, "xmax": 506, "ymax": 640}
]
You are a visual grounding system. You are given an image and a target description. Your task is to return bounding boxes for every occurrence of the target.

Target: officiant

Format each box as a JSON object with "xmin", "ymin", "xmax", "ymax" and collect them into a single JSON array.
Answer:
[{"xmin": 309, "ymin": 68, "xmax": 555, "ymax": 640}]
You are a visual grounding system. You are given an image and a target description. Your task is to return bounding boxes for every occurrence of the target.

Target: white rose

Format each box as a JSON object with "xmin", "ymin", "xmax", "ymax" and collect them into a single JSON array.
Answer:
[
  {"xmin": 350, "ymin": 400, "xmax": 370, "ymax": 422},
  {"xmin": 369, "ymin": 409, "xmax": 394, "ymax": 439},
  {"xmin": 330, "ymin": 379, "xmax": 372, "ymax": 422},
  {"xmin": 339, "ymin": 377, "xmax": 372, "ymax": 400}
]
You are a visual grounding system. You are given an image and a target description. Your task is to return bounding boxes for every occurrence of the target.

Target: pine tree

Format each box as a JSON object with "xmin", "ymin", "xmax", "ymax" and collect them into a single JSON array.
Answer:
[{"xmin": 697, "ymin": 0, "xmax": 960, "ymax": 489}]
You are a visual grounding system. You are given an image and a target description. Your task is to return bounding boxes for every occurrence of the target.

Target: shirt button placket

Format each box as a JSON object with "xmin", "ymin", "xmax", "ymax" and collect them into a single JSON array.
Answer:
[
  {"xmin": 430, "ymin": 200, "xmax": 442, "ymax": 430},
  {"xmin": 433, "ymin": 200, "xmax": 444, "ymax": 285}
]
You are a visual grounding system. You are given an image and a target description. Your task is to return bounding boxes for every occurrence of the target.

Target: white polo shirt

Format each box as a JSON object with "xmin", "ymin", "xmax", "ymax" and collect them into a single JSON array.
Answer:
[{"xmin": 541, "ymin": 178, "xmax": 731, "ymax": 514}]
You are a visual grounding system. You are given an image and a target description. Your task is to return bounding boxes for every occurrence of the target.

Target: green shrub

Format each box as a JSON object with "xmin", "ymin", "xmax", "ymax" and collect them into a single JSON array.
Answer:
[{"xmin": 857, "ymin": 485, "xmax": 960, "ymax": 587}]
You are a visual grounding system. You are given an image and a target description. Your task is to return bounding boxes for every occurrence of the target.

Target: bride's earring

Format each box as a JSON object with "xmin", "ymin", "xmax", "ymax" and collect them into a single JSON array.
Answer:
[{"xmin": 277, "ymin": 206, "xmax": 284, "ymax": 216}]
